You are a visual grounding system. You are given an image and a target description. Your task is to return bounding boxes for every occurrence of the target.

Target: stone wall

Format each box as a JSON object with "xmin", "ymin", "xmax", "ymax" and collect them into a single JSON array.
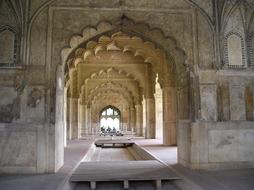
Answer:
[
  {"xmin": 179, "ymin": 69, "xmax": 254, "ymax": 170},
  {"xmin": 0, "ymin": 123, "xmax": 47, "ymax": 173},
  {"xmin": 189, "ymin": 121, "xmax": 254, "ymax": 170}
]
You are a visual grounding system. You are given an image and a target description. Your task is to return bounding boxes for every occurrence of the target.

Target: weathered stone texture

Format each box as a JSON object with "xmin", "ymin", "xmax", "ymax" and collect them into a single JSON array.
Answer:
[
  {"xmin": 200, "ymin": 84, "xmax": 217, "ymax": 121},
  {"xmin": 209, "ymin": 129, "xmax": 254, "ymax": 162}
]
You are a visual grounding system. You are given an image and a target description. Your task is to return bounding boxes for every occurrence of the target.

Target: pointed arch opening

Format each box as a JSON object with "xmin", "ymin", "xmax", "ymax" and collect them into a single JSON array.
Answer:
[{"xmin": 100, "ymin": 106, "xmax": 121, "ymax": 132}]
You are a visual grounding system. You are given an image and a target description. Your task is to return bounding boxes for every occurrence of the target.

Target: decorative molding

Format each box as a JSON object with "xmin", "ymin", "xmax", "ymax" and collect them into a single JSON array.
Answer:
[{"xmin": 247, "ymin": 32, "xmax": 254, "ymax": 67}]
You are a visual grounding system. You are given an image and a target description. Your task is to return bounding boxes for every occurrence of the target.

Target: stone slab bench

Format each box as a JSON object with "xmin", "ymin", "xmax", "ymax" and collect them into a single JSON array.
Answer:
[{"xmin": 94, "ymin": 139, "xmax": 134, "ymax": 148}]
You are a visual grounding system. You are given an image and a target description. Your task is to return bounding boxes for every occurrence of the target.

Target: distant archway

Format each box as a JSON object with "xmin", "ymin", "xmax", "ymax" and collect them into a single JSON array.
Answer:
[{"xmin": 100, "ymin": 106, "xmax": 121, "ymax": 131}]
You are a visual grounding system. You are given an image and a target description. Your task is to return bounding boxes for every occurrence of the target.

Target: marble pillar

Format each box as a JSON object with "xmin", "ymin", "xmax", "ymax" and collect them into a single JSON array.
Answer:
[
  {"xmin": 142, "ymin": 99, "xmax": 146, "ymax": 138},
  {"xmin": 86, "ymin": 106, "xmax": 91, "ymax": 135},
  {"xmin": 135, "ymin": 104, "xmax": 143, "ymax": 136},
  {"xmin": 63, "ymin": 89, "xmax": 67, "ymax": 147},
  {"xmin": 79, "ymin": 104, "xmax": 87, "ymax": 137},
  {"xmin": 130, "ymin": 107, "xmax": 136, "ymax": 132},
  {"xmin": 122, "ymin": 108, "xmax": 128, "ymax": 132},
  {"xmin": 69, "ymin": 98, "xmax": 78, "ymax": 139},
  {"xmin": 146, "ymin": 97, "xmax": 156, "ymax": 139},
  {"xmin": 66, "ymin": 97, "xmax": 71, "ymax": 141},
  {"xmin": 162, "ymin": 87, "xmax": 177, "ymax": 145},
  {"xmin": 127, "ymin": 107, "xmax": 132, "ymax": 131},
  {"xmin": 155, "ymin": 86, "xmax": 163, "ymax": 140}
]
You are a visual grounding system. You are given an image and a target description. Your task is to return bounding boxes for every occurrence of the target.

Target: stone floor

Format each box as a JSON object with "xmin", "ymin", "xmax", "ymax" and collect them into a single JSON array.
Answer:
[
  {"xmin": 0, "ymin": 138, "xmax": 254, "ymax": 190},
  {"xmin": 135, "ymin": 139, "xmax": 254, "ymax": 190},
  {"xmin": 92, "ymin": 148, "xmax": 136, "ymax": 161}
]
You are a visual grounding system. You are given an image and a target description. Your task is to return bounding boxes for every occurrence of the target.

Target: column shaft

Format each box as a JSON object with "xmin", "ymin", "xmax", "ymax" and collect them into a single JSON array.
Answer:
[
  {"xmin": 163, "ymin": 87, "xmax": 177, "ymax": 145},
  {"xmin": 66, "ymin": 97, "xmax": 71, "ymax": 140},
  {"xmin": 135, "ymin": 104, "xmax": 143, "ymax": 136},
  {"xmin": 86, "ymin": 106, "xmax": 91, "ymax": 135},
  {"xmin": 69, "ymin": 98, "xmax": 78, "ymax": 139},
  {"xmin": 130, "ymin": 107, "xmax": 136, "ymax": 132},
  {"xmin": 146, "ymin": 97, "xmax": 156, "ymax": 139},
  {"xmin": 79, "ymin": 104, "xmax": 87, "ymax": 137}
]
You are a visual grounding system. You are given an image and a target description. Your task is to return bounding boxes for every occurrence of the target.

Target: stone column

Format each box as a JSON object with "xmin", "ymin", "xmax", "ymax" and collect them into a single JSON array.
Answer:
[
  {"xmin": 130, "ymin": 107, "xmax": 136, "ymax": 133},
  {"xmin": 155, "ymin": 85, "xmax": 163, "ymax": 140},
  {"xmin": 135, "ymin": 104, "xmax": 143, "ymax": 136},
  {"xmin": 146, "ymin": 97, "xmax": 156, "ymax": 139},
  {"xmin": 66, "ymin": 97, "xmax": 71, "ymax": 141},
  {"xmin": 120, "ymin": 107, "xmax": 125, "ymax": 131},
  {"xmin": 142, "ymin": 98, "xmax": 146, "ymax": 138},
  {"xmin": 63, "ymin": 89, "xmax": 68, "ymax": 147},
  {"xmin": 162, "ymin": 86, "xmax": 177, "ymax": 145},
  {"xmin": 86, "ymin": 106, "xmax": 91, "ymax": 135},
  {"xmin": 79, "ymin": 104, "xmax": 87, "ymax": 137},
  {"xmin": 69, "ymin": 98, "xmax": 78, "ymax": 139},
  {"xmin": 127, "ymin": 107, "xmax": 132, "ymax": 131}
]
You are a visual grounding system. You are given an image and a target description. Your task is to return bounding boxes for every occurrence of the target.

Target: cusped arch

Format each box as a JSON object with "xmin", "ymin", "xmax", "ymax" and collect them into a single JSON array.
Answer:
[
  {"xmin": 85, "ymin": 81, "xmax": 139, "ymax": 105},
  {"xmin": 83, "ymin": 66, "xmax": 143, "ymax": 90},
  {"xmin": 95, "ymin": 93, "xmax": 129, "ymax": 110},
  {"xmin": 67, "ymin": 32, "xmax": 168, "ymax": 73},
  {"xmin": 62, "ymin": 18, "xmax": 187, "ymax": 76},
  {"xmin": 90, "ymin": 89, "xmax": 132, "ymax": 106},
  {"xmin": 67, "ymin": 32, "xmax": 173, "ymax": 88},
  {"xmin": 89, "ymin": 86, "xmax": 134, "ymax": 104}
]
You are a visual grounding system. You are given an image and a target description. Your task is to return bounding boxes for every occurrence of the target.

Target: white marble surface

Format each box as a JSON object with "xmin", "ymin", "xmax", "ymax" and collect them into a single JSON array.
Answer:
[
  {"xmin": 200, "ymin": 84, "xmax": 217, "ymax": 121},
  {"xmin": 209, "ymin": 129, "xmax": 254, "ymax": 162},
  {"xmin": 0, "ymin": 130, "xmax": 36, "ymax": 166}
]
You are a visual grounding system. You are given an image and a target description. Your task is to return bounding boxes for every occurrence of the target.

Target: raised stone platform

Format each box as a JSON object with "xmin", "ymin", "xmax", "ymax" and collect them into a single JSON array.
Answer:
[
  {"xmin": 70, "ymin": 140, "xmax": 180, "ymax": 190},
  {"xmin": 70, "ymin": 160, "xmax": 179, "ymax": 190}
]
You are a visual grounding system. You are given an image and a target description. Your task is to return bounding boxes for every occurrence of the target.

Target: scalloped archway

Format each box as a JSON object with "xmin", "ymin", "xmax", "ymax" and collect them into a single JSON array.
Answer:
[{"xmin": 60, "ymin": 19, "xmax": 190, "ymax": 147}]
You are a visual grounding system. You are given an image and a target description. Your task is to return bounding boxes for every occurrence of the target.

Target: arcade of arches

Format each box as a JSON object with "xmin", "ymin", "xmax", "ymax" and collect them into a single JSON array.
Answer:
[
  {"xmin": 64, "ymin": 32, "xmax": 177, "ymax": 145},
  {"xmin": 1, "ymin": 0, "xmax": 254, "ymax": 178}
]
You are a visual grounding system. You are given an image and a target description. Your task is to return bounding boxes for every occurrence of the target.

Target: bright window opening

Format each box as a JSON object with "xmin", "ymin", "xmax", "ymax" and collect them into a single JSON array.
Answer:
[{"xmin": 100, "ymin": 106, "xmax": 121, "ymax": 131}]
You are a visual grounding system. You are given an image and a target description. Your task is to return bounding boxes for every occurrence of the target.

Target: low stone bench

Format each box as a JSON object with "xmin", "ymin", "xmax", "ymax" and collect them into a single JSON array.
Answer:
[{"xmin": 94, "ymin": 140, "xmax": 134, "ymax": 148}]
